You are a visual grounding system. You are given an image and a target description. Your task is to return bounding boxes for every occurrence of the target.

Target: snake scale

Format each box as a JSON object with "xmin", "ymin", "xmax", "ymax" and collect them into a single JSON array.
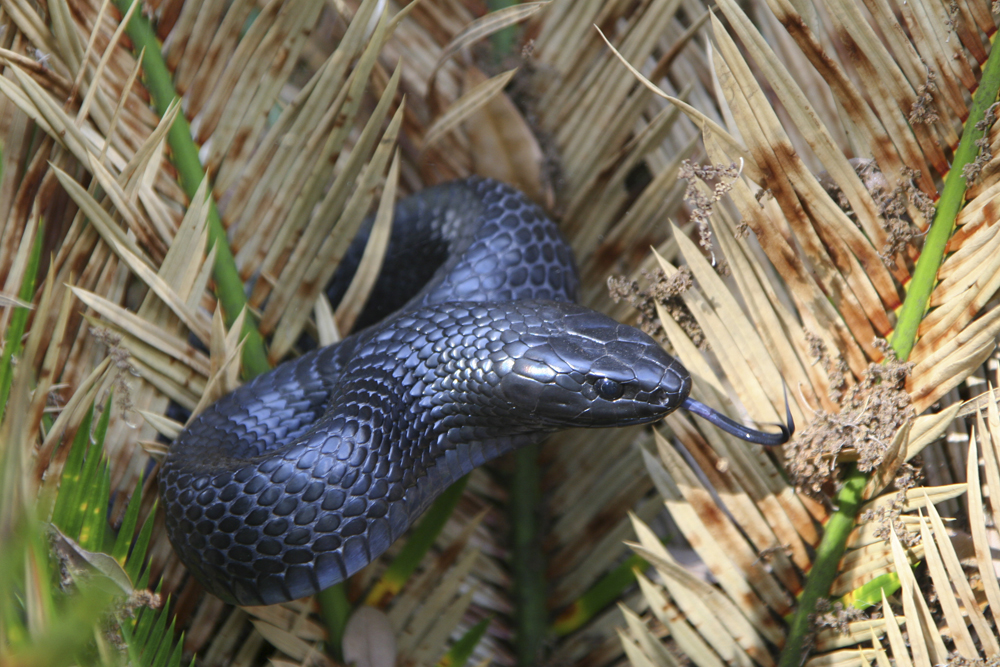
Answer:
[{"xmin": 160, "ymin": 178, "xmax": 792, "ymax": 606}]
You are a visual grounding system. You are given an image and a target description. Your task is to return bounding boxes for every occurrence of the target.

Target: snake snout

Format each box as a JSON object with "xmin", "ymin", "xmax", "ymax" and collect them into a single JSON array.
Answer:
[{"xmin": 596, "ymin": 346, "xmax": 692, "ymax": 425}]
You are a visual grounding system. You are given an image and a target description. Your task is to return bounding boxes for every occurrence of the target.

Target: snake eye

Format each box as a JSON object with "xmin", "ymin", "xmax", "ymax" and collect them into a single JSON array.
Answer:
[{"xmin": 595, "ymin": 378, "xmax": 624, "ymax": 400}]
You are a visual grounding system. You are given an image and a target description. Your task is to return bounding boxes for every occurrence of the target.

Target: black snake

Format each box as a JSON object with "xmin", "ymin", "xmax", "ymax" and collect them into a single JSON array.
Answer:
[{"xmin": 160, "ymin": 178, "xmax": 792, "ymax": 606}]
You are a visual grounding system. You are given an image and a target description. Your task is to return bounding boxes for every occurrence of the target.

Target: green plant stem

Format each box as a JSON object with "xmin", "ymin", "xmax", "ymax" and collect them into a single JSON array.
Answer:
[
  {"xmin": 487, "ymin": 0, "xmax": 520, "ymax": 60},
  {"xmin": 889, "ymin": 37, "xmax": 1000, "ymax": 361},
  {"xmin": 113, "ymin": 0, "xmax": 270, "ymax": 378},
  {"xmin": 777, "ymin": 468, "xmax": 865, "ymax": 667},
  {"xmin": 511, "ymin": 444, "xmax": 545, "ymax": 666},
  {"xmin": 779, "ymin": 32, "xmax": 1000, "ymax": 667},
  {"xmin": 317, "ymin": 584, "xmax": 351, "ymax": 661}
]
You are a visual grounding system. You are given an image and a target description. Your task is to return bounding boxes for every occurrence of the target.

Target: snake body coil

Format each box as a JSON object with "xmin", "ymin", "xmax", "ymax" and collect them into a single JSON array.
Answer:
[{"xmin": 161, "ymin": 178, "xmax": 789, "ymax": 606}]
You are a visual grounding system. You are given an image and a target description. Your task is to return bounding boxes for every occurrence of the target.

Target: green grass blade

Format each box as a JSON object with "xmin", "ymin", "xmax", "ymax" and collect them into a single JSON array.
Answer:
[
  {"xmin": 76, "ymin": 394, "xmax": 115, "ymax": 550},
  {"xmin": 166, "ymin": 632, "xmax": 185, "ymax": 667},
  {"xmin": 149, "ymin": 617, "xmax": 178, "ymax": 667},
  {"xmin": 93, "ymin": 392, "xmax": 113, "ymax": 447},
  {"xmin": 112, "ymin": 474, "xmax": 145, "ymax": 564},
  {"xmin": 136, "ymin": 593, "xmax": 169, "ymax": 662},
  {"xmin": 1, "ymin": 517, "xmax": 118, "ymax": 665},
  {"xmin": 50, "ymin": 402, "xmax": 95, "ymax": 529},
  {"xmin": 0, "ymin": 217, "xmax": 44, "ymax": 422},
  {"xmin": 141, "ymin": 598, "xmax": 171, "ymax": 665},
  {"xmin": 120, "ymin": 616, "xmax": 140, "ymax": 666},
  {"xmin": 65, "ymin": 414, "xmax": 107, "ymax": 541},
  {"xmin": 135, "ymin": 563, "xmax": 152, "ymax": 591},
  {"xmin": 437, "ymin": 617, "xmax": 490, "ymax": 667},
  {"xmin": 132, "ymin": 603, "xmax": 154, "ymax": 644},
  {"xmin": 126, "ymin": 500, "xmax": 158, "ymax": 584},
  {"xmin": 550, "ymin": 554, "xmax": 649, "ymax": 636},
  {"xmin": 1, "ymin": 583, "xmax": 28, "ymax": 649},
  {"xmin": 839, "ymin": 571, "xmax": 903, "ymax": 610},
  {"xmin": 78, "ymin": 460, "xmax": 111, "ymax": 552},
  {"xmin": 129, "ymin": 606, "xmax": 152, "ymax": 661}
]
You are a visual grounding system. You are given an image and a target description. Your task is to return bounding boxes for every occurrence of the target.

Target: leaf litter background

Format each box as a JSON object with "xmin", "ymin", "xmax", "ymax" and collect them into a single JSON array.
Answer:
[{"xmin": 1, "ymin": 0, "xmax": 1000, "ymax": 666}]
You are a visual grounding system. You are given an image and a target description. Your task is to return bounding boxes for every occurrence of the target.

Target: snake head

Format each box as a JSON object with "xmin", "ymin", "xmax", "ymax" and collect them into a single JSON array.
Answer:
[{"xmin": 494, "ymin": 303, "xmax": 691, "ymax": 427}]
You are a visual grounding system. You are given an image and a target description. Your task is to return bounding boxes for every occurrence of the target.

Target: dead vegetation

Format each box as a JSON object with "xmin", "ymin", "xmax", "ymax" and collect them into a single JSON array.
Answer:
[{"xmin": 1, "ymin": 0, "xmax": 1000, "ymax": 666}]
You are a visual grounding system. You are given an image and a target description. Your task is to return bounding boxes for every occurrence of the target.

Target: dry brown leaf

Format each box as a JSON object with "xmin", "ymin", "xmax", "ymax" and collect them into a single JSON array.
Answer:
[
  {"xmin": 425, "ymin": 1, "xmax": 549, "ymax": 109},
  {"xmin": 335, "ymin": 149, "xmax": 400, "ymax": 334},
  {"xmin": 463, "ymin": 67, "xmax": 549, "ymax": 205},
  {"xmin": 424, "ymin": 68, "xmax": 518, "ymax": 151}
]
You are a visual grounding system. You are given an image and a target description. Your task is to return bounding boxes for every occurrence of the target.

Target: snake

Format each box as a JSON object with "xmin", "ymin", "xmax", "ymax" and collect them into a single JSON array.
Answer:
[{"xmin": 160, "ymin": 177, "xmax": 793, "ymax": 606}]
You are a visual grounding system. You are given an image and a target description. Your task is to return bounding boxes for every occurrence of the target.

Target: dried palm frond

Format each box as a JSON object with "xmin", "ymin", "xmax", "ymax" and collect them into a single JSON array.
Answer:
[
  {"xmin": 606, "ymin": 0, "xmax": 1000, "ymax": 663},
  {"xmin": 3, "ymin": 0, "xmax": 1000, "ymax": 666}
]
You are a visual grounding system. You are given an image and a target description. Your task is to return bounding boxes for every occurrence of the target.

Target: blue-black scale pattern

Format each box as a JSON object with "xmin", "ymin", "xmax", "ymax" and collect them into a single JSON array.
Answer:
[{"xmin": 161, "ymin": 178, "xmax": 705, "ymax": 605}]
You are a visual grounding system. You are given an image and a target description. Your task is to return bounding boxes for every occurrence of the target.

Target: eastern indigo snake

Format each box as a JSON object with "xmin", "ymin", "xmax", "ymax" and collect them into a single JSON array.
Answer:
[{"xmin": 160, "ymin": 178, "xmax": 792, "ymax": 606}]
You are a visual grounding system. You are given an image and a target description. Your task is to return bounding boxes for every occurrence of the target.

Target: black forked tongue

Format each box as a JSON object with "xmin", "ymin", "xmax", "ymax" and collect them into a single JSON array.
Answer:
[{"xmin": 681, "ymin": 390, "xmax": 795, "ymax": 446}]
